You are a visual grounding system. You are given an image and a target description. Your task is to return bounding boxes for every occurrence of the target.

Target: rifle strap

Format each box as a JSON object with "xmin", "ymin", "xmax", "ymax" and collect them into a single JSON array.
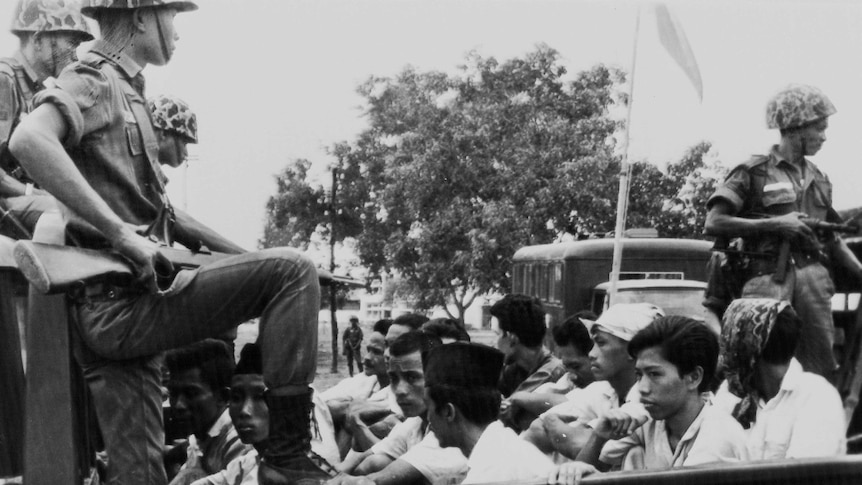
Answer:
[{"xmin": 113, "ymin": 66, "xmax": 175, "ymax": 245}]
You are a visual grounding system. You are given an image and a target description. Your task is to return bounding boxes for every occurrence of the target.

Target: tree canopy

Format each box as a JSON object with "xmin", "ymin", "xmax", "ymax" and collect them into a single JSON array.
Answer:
[{"xmin": 261, "ymin": 45, "xmax": 725, "ymax": 320}]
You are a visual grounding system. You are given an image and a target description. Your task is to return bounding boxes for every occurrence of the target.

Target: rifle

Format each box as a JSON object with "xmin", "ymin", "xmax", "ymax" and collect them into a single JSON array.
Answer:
[
  {"xmin": 13, "ymin": 241, "xmax": 228, "ymax": 294},
  {"xmin": 13, "ymin": 241, "xmax": 335, "ymax": 295},
  {"xmin": 770, "ymin": 216, "xmax": 860, "ymax": 283}
]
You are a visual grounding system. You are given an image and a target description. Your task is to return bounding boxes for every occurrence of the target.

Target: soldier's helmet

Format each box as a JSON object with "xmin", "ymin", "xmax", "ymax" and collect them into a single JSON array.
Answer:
[
  {"xmin": 11, "ymin": 0, "xmax": 94, "ymax": 41},
  {"xmin": 766, "ymin": 84, "xmax": 837, "ymax": 130},
  {"xmin": 81, "ymin": 0, "xmax": 198, "ymax": 18},
  {"xmin": 149, "ymin": 94, "xmax": 198, "ymax": 144}
]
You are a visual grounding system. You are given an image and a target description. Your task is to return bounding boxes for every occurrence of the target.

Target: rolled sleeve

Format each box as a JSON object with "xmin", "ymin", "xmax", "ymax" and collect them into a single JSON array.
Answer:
[
  {"xmin": 707, "ymin": 167, "xmax": 751, "ymax": 214},
  {"xmin": 33, "ymin": 62, "xmax": 111, "ymax": 148}
]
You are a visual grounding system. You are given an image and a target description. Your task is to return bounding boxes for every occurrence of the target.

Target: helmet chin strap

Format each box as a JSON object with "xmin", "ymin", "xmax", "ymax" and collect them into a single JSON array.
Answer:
[{"xmin": 154, "ymin": 9, "xmax": 172, "ymax": 63}]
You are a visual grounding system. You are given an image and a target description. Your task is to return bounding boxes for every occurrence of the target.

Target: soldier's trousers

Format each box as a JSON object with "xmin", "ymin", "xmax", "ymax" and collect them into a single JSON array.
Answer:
[
  {"xmin": 72, "ymin": 247, "xmax": 320, "ymax": 485},
  {"xmin": 741, "ymin": 261, "xmax": 836, "ymax": 377}
]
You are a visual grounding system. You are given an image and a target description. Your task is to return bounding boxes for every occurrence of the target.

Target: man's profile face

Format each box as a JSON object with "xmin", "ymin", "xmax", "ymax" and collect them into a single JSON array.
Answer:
[
  {"xmin": 228, "ymin": 374, "xmax": 269, "ymax": 445},
  {"xmin": 35, "ymin": 31, "xmax": 86, "ymax": 74},
  {"xmin": 796, "ymin": 118, "xmax": 828, "ymax": 156},
  {"xmin": 157, "ymin": 130, "xmax": 188, "ymax": 168},
  {"xmin": 588, "ymin": 328, "xmax": 632, "ymax": 382},
  {"xmin": 168, "ymin": 367, "xmax": 224, "ymax": 438},
  {"xmin": 388, "ymin": 350, "xmax": 427, "ymax": 418},
  {"xmin": 634, "ymin": 346, "xmax": 692, "ymax": 421},
  {"xmin": 364, "ymin": 331, "xmax": 387, "ymax": 378},
  {"xmin": 138, "ymin": 7, "xmax": 180, "ymax": 66},
  {"xmin": 558, "ymin": 344, "xmax": 595, "ymax": 388}
]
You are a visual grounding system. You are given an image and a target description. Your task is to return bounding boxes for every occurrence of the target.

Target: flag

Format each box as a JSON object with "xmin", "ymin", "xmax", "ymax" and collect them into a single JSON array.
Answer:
[{"xmin": 654, "ymin": 4, "xmax": 703, "ymax": 101}]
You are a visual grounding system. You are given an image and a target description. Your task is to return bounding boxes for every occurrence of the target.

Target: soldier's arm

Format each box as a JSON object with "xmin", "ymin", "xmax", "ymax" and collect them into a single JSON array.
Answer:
[
  {"xmin": 9, "ymin": 103, "xmax": 170, "ymax": 291},
  {"xmin": 173, "ymin": 208, "xmax": 246, "ymax": 254},
  {"xmin": 831, "ymin": 237, "xmax": 862, "ymax": 279},
  {"xmin": 705, "ymin": 200, "xmax": 814, "ymax": 240},
  {"xmin": 0, "ymin": 73, "xmax": 28, "ymax": 198}
]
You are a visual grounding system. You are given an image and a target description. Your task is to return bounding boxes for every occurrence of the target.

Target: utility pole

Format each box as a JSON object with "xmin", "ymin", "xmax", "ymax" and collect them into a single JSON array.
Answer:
[{"xmin": 329, "ymin": 168, "xmax": 339, "ymax": 374}]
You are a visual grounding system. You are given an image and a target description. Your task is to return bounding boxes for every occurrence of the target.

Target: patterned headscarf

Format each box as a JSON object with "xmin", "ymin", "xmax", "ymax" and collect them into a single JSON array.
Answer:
[{"xmin": 718, "ymin": 298, "xmax": 791, "ymax": 428}]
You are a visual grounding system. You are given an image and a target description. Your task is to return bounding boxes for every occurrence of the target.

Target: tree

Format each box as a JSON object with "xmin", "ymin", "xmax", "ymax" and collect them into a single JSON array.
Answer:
[
  {"xmin": 261, "ymin": 46, "xmax": 726, "ymax": 323},
  {"xmin": 336, "ymin": 45, "xmax": 627, "ymax": 320}
]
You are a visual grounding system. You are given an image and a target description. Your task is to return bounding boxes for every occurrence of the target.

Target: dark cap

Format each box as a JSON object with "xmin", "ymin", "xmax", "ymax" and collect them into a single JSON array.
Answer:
[
  {"xmin": 425, "ymin": 342, "xmax": 504, "ymax": 389},
  {"xmin": 235, "ymin": 343, "xmax": 262, "ymax": 376}
]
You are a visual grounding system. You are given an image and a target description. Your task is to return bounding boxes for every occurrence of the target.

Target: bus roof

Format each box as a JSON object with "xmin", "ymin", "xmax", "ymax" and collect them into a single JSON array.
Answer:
[{"xmin": 512, "ymin": 238, "xmax": 713, "ymax": 262}]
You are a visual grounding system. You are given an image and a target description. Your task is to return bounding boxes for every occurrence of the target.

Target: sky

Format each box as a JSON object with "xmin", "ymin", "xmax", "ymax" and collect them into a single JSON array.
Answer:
[{"xmin": 2, "ymin": 0, "xmax": 862, "ymax": 260}]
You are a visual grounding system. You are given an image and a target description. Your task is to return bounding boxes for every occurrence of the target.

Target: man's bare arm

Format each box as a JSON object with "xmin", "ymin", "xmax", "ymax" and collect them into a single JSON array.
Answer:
[
  {"xmin": 705, "ymin": 200, "xmax": 814, "ymax": 240},
  {"xmin": 9, "ymin": 103, "xmax": 171, "ymax": 290},
  {"xmin": 509, "ymin": 391, "xmax": 569, "ymax": 416}
]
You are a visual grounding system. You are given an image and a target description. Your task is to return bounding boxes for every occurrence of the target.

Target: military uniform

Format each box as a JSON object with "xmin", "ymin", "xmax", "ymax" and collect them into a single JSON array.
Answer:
[
  {"xmin": 707, "ymin": 84, "xmax": 845, "ymax": 376},
  {"xmin": 32, "ymin": 36, "xmax": 321, "ymax": 485},
  {"xmin": 709, "ymin": 149, "xmax": 838, "ymax": 374}
]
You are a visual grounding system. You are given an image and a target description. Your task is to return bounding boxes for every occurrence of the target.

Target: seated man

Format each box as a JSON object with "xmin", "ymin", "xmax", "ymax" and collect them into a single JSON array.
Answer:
[
  {"xmin": 492, "ymin": 294, "xmax": 566, "ymax": 431},
  {"xmin": 330, "ymin": 331, "xmax": 468, "ymax": 485},
  {"xmin": 714, "ymin": 298, "xmax": 845, "ymax": 459},
  {"xmin": 424, "ymin": 342, "xmax": 554, "ymax": 484},
  {"xmin": 506, "ymin": 312, "xmax": 596, "ymax": 424},
  {"xmin": 573, "ymin": 315, "xmax": 748, "ymax": 474},
  {"xmin": 165, "ymin": 339, "xmax": 251, "ymax": 484},
  {"xmin": 325, "ymin": 321, "xmax": 401, "ymax": 455},
  {"xmin": 522, "ymin": 303, "xmax": 662, "ymax": 461}
]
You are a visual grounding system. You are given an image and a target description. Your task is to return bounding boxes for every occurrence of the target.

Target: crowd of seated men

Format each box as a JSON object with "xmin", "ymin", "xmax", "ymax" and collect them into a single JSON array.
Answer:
[{"xmin": 151, "ymin": 292, "xmax": 847, "ymax": 485}]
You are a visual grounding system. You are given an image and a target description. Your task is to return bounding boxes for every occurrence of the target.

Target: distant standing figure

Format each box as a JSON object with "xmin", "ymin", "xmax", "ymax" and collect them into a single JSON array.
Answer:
[{"xmin": 343, "ymin": 316, "xmax": 364, "ymax": 377}]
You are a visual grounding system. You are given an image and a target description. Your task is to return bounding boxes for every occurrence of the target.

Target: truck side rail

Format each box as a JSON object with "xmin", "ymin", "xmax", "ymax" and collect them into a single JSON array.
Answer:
[{"xmin": 475, "ymin": 456, "xmax": 862, "ymax": 485}]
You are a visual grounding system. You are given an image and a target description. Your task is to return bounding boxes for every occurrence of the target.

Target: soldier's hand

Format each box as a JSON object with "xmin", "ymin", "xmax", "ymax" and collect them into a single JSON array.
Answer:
[
  {"xmin": 772, "ymin": 211, "xmax": 815, "ymax": 239},
  {"xmin": 113, "ymin": 229, "xmax": 174, "ymax": 293}
]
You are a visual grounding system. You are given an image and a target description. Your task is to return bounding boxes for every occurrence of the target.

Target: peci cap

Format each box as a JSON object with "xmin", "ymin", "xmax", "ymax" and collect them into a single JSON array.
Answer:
[
  {"xmin": 424, "ymin": 342, "xmax": 503, "ymax": 389},
  {"xmin": 582, "ymin": 303, "xmax": 664, "ymax": 342}
]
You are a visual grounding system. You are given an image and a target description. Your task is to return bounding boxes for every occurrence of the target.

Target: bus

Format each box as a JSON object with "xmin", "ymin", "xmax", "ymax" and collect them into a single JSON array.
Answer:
[{"xmin": 511, "ymin": 237, "xmax": 713, "ymax": 326}]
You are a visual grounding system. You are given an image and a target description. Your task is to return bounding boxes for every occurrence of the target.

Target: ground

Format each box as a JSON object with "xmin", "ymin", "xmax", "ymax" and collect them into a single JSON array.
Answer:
[{"xmin": 236, "ymin": 319, "xmax": 497, "ymax": 391}]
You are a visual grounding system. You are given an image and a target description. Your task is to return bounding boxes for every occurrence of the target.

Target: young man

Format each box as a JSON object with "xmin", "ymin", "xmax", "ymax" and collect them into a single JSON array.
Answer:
[
  {"xmin": 343, "ymin": 316, "xmax": 364, "ymax": 377},
  {"xmin": 521, "ymin": 303, "xmax": 661, "ymax": 461},
  {"xmin": 493, "ymin": 294, "xmax": 566, "ymax": 398},
  {"xmin": 704, "ymin": 84, "xmax": 862, "ymax": 378},
  {"xmin": 0, "ymin": 0, "xmax": 93, "ymax": 235},
  {"xmin": 424, "ymin": 342, "xmax": 554, "ymax": 484},
  {"xmin": 329, "ymin": 331, "xmax": 468, "ymax": 485},
  {"xmin": 165, "ymin": 340, "xmax": 251, "ymax": 484},
  {"xmin": 506, "ymin": 312, "xmax": 596, "ymax": 423},
  {"xmin": 574, "ymin": 316, "xmax": 748, "ymax": 473},
  {"xmin": 714, "ymin": 298, "xmax": 845, "ymax": 459},
  {"xmin": 191, "ymin": 343, "xmax": 270, "ymax": 485},
  {"xmin": 8, "ymin": 2, "xmax": 329, "ymax": 483},
  {"xmin": 324, "ymin": 324, "xmax": 400, "ymax": 456}
]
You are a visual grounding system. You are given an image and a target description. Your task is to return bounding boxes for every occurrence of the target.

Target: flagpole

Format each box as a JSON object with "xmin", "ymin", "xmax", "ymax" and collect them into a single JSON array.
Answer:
[{"xmin": 609, "ymin": 4, "xmax": 642, "ymax": 303}]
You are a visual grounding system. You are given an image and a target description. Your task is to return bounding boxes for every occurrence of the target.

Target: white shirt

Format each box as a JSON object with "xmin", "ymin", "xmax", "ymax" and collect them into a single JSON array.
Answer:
[
  {"xmin": 461, "ymin": 421, "xmax": 554, "ymax": 484},
  {"xmin": 600, "ymin": 403, "xmax": 748, "ymax": 470},
  {"xmin": 540, "ymin": 380, "xmax": 647, "ymax": 427},
  {"xmin": 713, "ymin": 358, "xmax": 846, "ymax": 459},
  {"xmin": 370, "ymin": 417, "xmax": 468, "ymax": 483},
  {"xmin": 320, "ymin": 373, "xmax": 381, "ymax": 402},
  {"xmin": 191, "ymin": 450, "xmax": 259, "ymax": 485}
]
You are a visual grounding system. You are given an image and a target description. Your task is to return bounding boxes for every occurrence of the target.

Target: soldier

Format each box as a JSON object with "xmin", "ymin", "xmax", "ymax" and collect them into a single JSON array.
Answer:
[
  {"xmin": 149, "ymin": 93, "xmax": 198, "ymax": 168},
  {"xmin": 9, "ymin": 2, "xmax": 332, "ymax": 485},
  {"xmin": 148, "ymin": 93, "xmax": 245, "ymax": 254},
  {"xmin": 342, "ymin": 316, "xmax": 364, "ymax": 377},
  {"xmin": 704, "ymin": 84, "xmax": 862, "ymax": 378},
  {"xmin": 0, "ymin": 0, "xmax": 93, "ymax": 236}
]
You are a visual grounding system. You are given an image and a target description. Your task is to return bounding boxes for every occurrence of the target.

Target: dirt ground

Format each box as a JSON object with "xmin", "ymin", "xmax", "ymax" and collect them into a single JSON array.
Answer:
[{"xmin": 236, "ymin": 320, "xmax": 497, "ymax": 392}]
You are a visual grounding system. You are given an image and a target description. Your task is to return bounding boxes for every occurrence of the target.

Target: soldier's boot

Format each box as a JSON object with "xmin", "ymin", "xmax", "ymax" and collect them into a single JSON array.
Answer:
[{"xmin": 258, "ymin": 389, "xmax": 335, "ymax": 485}]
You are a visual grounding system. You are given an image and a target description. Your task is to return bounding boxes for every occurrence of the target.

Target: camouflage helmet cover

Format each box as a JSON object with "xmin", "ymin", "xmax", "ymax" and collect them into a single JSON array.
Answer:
[
  {"xmin": 766, "ymin": 84, "xmax": 837, "ymax": 130},
  {"xmin": 149, "ymin": 94, "xmax": 198, "ymax": 143},
  {"xmin": 81, "ymin": 0, "xmax": 198, "ymax": 18},
  {"xmin": 11, "ymin": 0, "xmax": 95, "ymax": 40}
]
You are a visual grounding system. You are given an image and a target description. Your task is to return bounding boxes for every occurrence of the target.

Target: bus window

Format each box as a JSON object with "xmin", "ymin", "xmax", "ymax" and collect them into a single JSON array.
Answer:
[{"xmin": 550, "ymin": 263, "xmax": 562, "ymax": 303}]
